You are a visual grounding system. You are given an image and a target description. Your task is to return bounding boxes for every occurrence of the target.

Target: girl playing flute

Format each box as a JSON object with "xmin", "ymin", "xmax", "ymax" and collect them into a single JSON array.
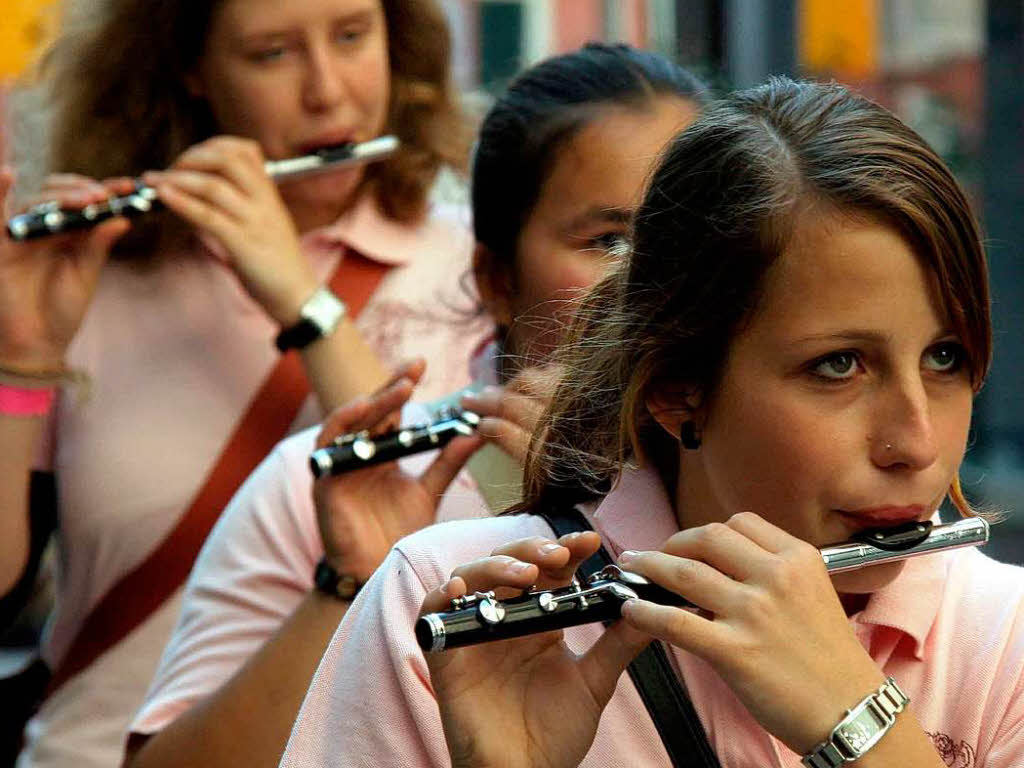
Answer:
[
  {"xmin": 0, "ymin": 0, "xmax": 485, "ymax": 764},
  {"xmin": 124, "ymin": 44, "xmax": 706, "ymax": 768},
  {"xmin": 279, "ymin": 78, "xmax": 1020, "ymax": 768}
]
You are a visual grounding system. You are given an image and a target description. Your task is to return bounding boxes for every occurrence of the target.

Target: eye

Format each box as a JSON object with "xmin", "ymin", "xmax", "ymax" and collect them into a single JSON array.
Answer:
[
  {"xmin": 335, "ymin": 23, "xmax": 369, "ymax": 45},
  {"xmin": 588, "ymin": 232, "xmax": 630, "ymax": 257},
  {"xmin": 250, "ymin": 45, "xmax": 288, "ymax": 63},
  {"xmin": 923, "ymin": 341, "xmax": 965, "ymax": 373},
  {"xmin": 810, "ymin": 351, "xmax": 860, "ymax": 381}
]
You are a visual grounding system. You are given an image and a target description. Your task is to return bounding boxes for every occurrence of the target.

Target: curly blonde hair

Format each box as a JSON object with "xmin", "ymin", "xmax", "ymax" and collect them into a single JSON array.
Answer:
[{"xmin": 15, "ymin": 0, "xmax": 469, "ymax": 262}]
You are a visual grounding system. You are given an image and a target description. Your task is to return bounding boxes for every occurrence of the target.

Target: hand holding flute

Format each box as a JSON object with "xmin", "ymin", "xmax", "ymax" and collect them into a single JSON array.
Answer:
[
  {"xmin": 142, "ymin": 136, "xmax": 327, "ymax": 326},
  {"xmin": 0, "ymin": 168, "xmax": 131, "ymax": 374},
  {"xmin": 1, "ymin": 135, "xmax": 399, "ymax": 372},
  {"xmin": 313, "ymin": 360, "xmax": 483, "ymax": 584},
  {"xmin": 421, "ymin": 513, "xmax": 986, "ymax": 767}
]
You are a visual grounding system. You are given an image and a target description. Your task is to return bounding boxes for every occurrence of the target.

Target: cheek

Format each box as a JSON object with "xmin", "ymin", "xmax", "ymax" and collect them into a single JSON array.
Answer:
[
  {"xmin": 205, "ymin": 69, "xmax": 290, "ymax": 142},
  {"xmin": 507, "ymin": 249, "xmax": 609, "ymax": 359},
  {"xmin": 703, "ymin": 385, "xmax": 842, "ymax": 531},
  {"xmin": 356, "ymin": 39, "xmax": 391, "ymax": 128}
]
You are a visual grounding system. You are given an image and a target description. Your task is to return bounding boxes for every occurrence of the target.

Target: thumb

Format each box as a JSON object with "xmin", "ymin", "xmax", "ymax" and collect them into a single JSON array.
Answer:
[
  {"xmin": 578, "ymin": 619, "xmax": 652, "ymax": 709},
  {"xmin": 421, "ymin": 435, "xmax": 483, "ymax": 499},
  {"xmin": 79, "ymin": 217, "xmax": 130, "ymax": 275},
  {"xmin": 0, "ymin": 167, "xmax": 14, "ymax": 216}
]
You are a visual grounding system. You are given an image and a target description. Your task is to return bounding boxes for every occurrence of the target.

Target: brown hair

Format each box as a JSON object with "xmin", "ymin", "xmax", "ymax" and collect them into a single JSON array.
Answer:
[
  {"xmin": 521, "ymin": 77, "xmax": 991, "ymax": 517},
  {"xmin": 24, "ymin": 0, "xmax": 468, "ymax": 261}
]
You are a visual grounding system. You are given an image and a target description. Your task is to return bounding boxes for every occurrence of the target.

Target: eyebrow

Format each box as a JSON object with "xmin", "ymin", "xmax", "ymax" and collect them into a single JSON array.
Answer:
[
  {"xmin": 239, "ymin": 8, "xmax": 375, "ymax": 44},
  {"xmin": 788, "ymin": 328, "xmax": 957, "ymax": 346},
  {"xmin": 563, "ymin": 206, "xmax": 634, "ymax": 231}
]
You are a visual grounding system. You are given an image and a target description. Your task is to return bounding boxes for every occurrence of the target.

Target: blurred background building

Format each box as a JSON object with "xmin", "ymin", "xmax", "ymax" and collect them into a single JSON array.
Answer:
[{"xmin": 2, "ymin": 0, "xmax": 1021, "ymax": 562}]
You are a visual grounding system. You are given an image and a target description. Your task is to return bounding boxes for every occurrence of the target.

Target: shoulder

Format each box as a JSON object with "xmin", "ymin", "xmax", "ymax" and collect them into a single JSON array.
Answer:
[
  {"xmin": 196, "ymin": 426, "xmax": 321, "ymax": 573},
  {"xmin": 943, "ymin": 546, "xmax": 1024, "ymax": 610},
  {"xmin": 929, "ymin": 547, "xmax": 1024, "ymax": 684},
  {"xmin": 938, "ymin": 547, "xmax": 1024, "ymax": 638}
]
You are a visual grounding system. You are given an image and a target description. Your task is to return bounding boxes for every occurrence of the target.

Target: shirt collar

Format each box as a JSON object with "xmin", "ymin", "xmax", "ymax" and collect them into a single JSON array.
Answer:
[
  {"xmin": 303, "ymin": 194, "xmax": 468, "ymax": 267},
  {"xmin": 851, "ymin": 545, "xmax": 947, "ymax": 660},
  {"xmin": 590, "ymin": 464, "xmax": 945, "ymax": 660},
  {"xmin": 589, "ymin": 464, "xmax": 679, "ymax": 557}
]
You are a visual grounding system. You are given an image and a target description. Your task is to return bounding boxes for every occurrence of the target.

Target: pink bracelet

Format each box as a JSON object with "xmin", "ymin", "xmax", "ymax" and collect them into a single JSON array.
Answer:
[{"xmin": 0, "ymin": 383, "xmax": 56, "ymax": 416}]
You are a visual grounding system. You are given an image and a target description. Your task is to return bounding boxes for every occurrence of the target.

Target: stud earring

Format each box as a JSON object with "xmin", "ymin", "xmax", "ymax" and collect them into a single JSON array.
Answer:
[{"xmin": 680, "ymin": 421, "xmax": 701, "ymax": 450}]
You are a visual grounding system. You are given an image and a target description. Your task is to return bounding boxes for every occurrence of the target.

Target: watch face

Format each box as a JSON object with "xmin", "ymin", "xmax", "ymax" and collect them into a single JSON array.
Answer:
[{"xmin": 838, "ymin": 721, "xmax": 874, "ymax": 753}]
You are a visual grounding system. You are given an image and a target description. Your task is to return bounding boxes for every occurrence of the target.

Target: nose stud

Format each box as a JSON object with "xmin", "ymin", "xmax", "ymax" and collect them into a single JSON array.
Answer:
[{"xmin": 885, "ymin": 443, "xmax": 893, "ymax": 450}]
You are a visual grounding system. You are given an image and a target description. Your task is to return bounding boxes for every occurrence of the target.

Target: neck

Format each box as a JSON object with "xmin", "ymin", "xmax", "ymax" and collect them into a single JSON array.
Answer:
[
  {"xmin": 284, "ymin": 190, "xmax": 358, "ymax": 234},
  {"xmin": 278, "ymin": 172, "xmax": 365, "ymax": 234}
]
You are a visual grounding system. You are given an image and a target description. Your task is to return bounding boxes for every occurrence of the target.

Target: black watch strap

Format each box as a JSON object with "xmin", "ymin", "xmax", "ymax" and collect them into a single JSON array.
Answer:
[
  {"xmin": 313, "ymin": 557, "xmax": 362, "ymax": 600},
  {"xmin": 275, "ymin": 287, "xmax": 347, "ymax": 352},
  {"xmin": 275, "ymin": 318, "xmax": 322, "ymax": 352}
]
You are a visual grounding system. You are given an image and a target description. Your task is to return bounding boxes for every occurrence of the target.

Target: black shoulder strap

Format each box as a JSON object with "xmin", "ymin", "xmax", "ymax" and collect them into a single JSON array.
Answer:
[{"xmin": 539, "ymin": 507, "xmax": 723, "ymax": 768}]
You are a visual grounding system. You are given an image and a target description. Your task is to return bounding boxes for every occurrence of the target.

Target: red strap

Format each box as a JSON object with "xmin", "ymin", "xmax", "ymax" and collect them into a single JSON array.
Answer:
[{"xmin": 45, "ymin": 253, "xmax": 389, "ymax": 696}]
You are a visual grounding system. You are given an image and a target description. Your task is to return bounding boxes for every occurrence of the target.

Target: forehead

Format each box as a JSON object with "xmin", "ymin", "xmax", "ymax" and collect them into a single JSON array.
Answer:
[
  {"xmin": 531, "ymin": 98, "xmax": 698, "ymax": 225},
  {"xmin": 212, "ymin": 0, "xmax": 380, "ymax": 37},
  {"xmin": 747, "ymin": 211, "xmax": 947, "ymax": 340}
]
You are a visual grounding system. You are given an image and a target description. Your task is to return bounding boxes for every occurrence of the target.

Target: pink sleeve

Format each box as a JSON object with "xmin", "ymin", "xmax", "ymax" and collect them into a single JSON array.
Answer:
[
  {"xmin": 980, "ymin": 629, "xmax": 1024, "ymax": 767},
  {"xmin": 280, "ymin": 546, "xmax": 449, "ymax": 768},
  {"xmin": 130, "ymin": 429, "xmax": 322, "ymax": 735}
]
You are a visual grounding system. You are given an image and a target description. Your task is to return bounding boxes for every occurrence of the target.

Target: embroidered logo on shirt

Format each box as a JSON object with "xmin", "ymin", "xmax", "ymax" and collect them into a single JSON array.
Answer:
[{"xmin": 927, "ymin": 732, "xmax": 975, "ymax": 767}]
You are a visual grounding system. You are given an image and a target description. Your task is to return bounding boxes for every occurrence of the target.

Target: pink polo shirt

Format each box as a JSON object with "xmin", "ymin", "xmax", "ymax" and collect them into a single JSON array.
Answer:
[
  {"xmin": 18, "ymin": 195, "xmax": 491, "ymax": 768},
  {"xmin": 280, "ymin": 466, "xmax": 1024, "ymax": 768},
  {"xmin": 128, "ymin": 404, "xmax": 493, "ymax": 738}
]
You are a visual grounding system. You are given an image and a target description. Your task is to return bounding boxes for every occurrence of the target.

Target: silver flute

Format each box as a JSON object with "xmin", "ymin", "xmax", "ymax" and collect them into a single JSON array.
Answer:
[
  {"xmin": 417, "ymin": 516, "xmax": 990, "ymax": 652},
  {"xmin": 309, "ymin": 405, "xmax": 481, "ymax": 479},
  {"xmin": 6, "ymin": 135, "xmax": 400, "ymax": 241}
]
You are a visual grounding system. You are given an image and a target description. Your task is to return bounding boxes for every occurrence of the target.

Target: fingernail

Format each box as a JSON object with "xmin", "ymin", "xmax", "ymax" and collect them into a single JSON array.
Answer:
[
  {"xmin": 510, "ymin": 561, "xmax": 534, "ymax": 574},
  {"xmin": 540, "ymin": 543, "xmax": 563, "ymax": 555},
  {"xmin": 619, "ymin": 550, "xmax": 638, "ymax": 563}
]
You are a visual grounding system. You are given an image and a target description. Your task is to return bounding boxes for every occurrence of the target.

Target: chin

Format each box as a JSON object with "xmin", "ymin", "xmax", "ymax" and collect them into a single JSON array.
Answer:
[
  {"xmin": 280, "ymin": 168, "xmax": 363, "ymax": 209},
  {"xmin": 831, "ymin": 559, "xmax": 907, "ymax": 595}
]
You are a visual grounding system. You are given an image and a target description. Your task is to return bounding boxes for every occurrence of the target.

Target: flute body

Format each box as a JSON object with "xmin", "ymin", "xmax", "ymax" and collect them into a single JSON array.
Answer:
[
  {"xmin": 417, "ymin": 517, "xmax": 989, "ymax": 653},
  {"xmin": 309, "ymin": 405, "xmax": 481, "ymax": 479},
  {"xmin": 6, "ymin": 136, "xmax": 400, "ymax": 241}
]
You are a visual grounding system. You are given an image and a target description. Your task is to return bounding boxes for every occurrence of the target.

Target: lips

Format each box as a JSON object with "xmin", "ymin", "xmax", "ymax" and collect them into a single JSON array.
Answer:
[
  {"xmin": 297, "ymin": 133, "xmax": 356, "ymax": 154},
  {"xmin": 837, "ymin": 505, "xmax": 928, "ymax": 528}
]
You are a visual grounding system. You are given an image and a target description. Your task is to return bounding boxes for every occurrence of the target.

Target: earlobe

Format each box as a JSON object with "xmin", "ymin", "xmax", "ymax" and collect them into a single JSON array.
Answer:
[
  {"xmin": 472, "ymin": 243, "xmax": 515, "ymax": 329},
  {"xmin": 645, "ymin": 391, "xmax": 687, "ymax": 440},
  {"xmin": 645, "ymin": 388, "xmax": 703, "ymax": 447}
]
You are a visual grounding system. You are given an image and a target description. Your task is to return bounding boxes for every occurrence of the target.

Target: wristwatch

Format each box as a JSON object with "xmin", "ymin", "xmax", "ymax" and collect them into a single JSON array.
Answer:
[
  {"xmin": 313, "ymin": 556, "xmax": 363, "ymax": 600},
  {"xmin": 802, "ymin": 677, "xmax": 909, "ymax": 768},
  {"xmin": 274, "ymin": 287, "xmax": 347, "ymax": 352}
]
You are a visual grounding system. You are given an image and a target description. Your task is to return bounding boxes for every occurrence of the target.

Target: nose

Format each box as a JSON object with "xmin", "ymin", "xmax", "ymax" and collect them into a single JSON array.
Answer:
[
  {"xmin": 302, "ymin": 41, "xmax": 345, "ymax": 111},
  {"xmin": 870, "ymin": 372, "xmax": 940, "ymax": 471}
]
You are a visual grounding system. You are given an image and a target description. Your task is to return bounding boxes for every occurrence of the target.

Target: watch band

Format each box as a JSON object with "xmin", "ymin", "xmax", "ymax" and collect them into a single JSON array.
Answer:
[
  {"xmin": 802, "ymin": 677, "xmax": 909, "ymax": 768},
  {"xmin": 313, "ymin": 556, "xmax": 363, "ymax": 600},
  {"xmin": 275, "ymin": 287, "xmax": 347, "ymax": 352}
]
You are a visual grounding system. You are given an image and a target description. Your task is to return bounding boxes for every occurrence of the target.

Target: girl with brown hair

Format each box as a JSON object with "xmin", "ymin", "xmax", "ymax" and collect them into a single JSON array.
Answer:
[
  {"xmin": 278, "ymin": 79, "xmax": 1022, "ymax": 768},
  {"xmin": 123, "ymin": 43, "xmax": 706, "ymax": 768},
  {"xmin": 0, "ymin": 0, "xmax": 486, "ymax": 765}
]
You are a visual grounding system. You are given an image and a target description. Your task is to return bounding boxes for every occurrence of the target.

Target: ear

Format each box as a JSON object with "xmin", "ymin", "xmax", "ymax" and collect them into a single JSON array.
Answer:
[
  {"xmin": 645, "ymin": 384, "xmax": 701, "ymax": 441},
  {"xmin": 472, "ymin": 243, "xmax": 515, "ymax": 329}
]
